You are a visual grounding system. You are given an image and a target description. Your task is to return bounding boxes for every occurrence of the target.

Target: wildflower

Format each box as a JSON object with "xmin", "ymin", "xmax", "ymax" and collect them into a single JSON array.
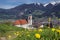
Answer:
[
  {"xmin": 14, "ymin": 31, "xmax": 20, "ymax": 36},
  {"xmin": 8, "ymin": 35, "xmax": 11, "ymax": 38},
  {"xmin": 35, "ymin": 33, "xmax": 41, "ymax": 39},
  {"xmin": 56, "ymin": 29, "xmax": 60, "ymax": 33},
  {"xmin": 38, "ymin": 29, "xmax": 43, "ymax": 32},
  {"xmin": 52, "ymin": 28, "xmax": 55, "ymax": 32}
]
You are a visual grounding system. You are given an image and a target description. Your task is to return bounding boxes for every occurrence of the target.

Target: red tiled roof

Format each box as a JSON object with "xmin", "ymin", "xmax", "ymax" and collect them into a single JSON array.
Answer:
[{"xmin": 14, "ymin": 19, "xmax": 28, "ymax": 25}]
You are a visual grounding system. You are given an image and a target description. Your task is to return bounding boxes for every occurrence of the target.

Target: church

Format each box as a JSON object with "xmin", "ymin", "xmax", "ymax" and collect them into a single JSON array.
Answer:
[{"xmin": 13, "ymin": 14, "xmax": 34, "ymax": 29}]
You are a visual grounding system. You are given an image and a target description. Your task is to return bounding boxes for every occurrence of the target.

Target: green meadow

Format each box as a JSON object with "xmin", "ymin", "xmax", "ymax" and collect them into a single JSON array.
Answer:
[{"xmin": 0, "ymin": 23, "xmax": 60, "ymax": 40}]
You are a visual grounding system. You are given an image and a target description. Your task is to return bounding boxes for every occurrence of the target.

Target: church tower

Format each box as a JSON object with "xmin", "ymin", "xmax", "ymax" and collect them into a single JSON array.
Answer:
[{"xmin": 28, "ymin": 14, "xmax": 32, "ymax": 25}]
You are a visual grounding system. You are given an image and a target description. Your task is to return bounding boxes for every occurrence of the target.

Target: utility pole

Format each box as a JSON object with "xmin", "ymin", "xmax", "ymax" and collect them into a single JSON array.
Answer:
[{"xmin": 48, "ymin": 17, "xmax": 51, "ymax": 28}]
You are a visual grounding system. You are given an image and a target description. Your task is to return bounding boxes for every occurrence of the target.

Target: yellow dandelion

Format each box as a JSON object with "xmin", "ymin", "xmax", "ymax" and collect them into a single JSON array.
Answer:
[
  {"xmin": 38, "ymin": 29, "xmax": 43, "ymax": 32},
  {"xmin": 14, "ymin": 32, "xmax": 20, "ymax": 36},
  {"xmin": 52, "ymin": 28, "xmax": 55, "ymax": 32},
  {"xmin": 56, "ymin": 29, "xmax": 60, "ymax": 33},
  {"xmin": 35, "ymin": 33, "xmax": 41, "ymax": 39},
  {"xmin": 8, "ymin": 35, "xmax": 11, "ymax": 38}
]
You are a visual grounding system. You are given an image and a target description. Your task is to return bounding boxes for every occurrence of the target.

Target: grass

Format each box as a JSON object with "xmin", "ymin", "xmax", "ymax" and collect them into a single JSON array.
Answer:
[{"xmin": 0, "ymin": 23, "xmax": 60, "ymax": 40}]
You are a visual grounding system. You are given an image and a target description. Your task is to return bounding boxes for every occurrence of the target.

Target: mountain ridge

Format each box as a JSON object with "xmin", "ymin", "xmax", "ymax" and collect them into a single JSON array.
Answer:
[{"xmin": 0, "ymin": 2, "xmax": 60, "ymax": 19}]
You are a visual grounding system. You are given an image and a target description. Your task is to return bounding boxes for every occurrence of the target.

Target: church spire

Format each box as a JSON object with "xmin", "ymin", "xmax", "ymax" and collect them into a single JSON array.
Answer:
[{"xmin": 28, "ymin": 14, "xmax": 32, "ymax": 25}]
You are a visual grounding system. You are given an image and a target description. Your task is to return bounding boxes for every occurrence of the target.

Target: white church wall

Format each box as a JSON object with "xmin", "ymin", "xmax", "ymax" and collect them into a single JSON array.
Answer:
[
  {"xmin": 15, "ymin": 24, "xmax": 29, "ymax": 28},
  {"xmin": 15, "ymin": 14, "xmax": 33, "ymax": 29},
  {"xmin": 15, "ymin": 24, "xmax": 34, "ymax": 29}
]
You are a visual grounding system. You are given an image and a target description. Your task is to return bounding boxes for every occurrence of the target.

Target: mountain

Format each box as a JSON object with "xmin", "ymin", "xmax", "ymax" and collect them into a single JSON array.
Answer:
[
  {"xmin": 0, "ymin": 2, "xmax": 60, "ymax": 19},
  {"xmin": 52, "ymin": 3, "xmax": 60, "ymax": 12},
  {"xmin": 45, "ymin": 3, "xmax": 53, "ymax": 10},
  {"xmin": 10, "ymin": 3, "xmax": 45, "ymax": 12}
]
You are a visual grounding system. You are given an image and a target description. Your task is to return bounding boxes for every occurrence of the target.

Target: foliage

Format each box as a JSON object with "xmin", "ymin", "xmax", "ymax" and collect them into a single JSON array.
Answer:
[{"xmin": 0, "ymin": 23, "xmax": 60, "ymax": 40}]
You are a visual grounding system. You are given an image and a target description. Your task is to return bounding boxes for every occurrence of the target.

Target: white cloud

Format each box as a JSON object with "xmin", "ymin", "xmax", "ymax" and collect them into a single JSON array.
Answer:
[{"xmin": 0, "ymin": 5, "xmax": 16, "ymax": 9}]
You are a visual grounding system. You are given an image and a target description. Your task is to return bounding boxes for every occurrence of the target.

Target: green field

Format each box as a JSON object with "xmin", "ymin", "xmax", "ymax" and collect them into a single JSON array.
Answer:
[{"xmin": 0, "ymin": 23, "xmax": 60, "ymax": 40}]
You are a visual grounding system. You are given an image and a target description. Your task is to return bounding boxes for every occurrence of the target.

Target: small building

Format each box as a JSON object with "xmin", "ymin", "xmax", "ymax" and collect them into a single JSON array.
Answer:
[{"xmin": 13, "ymin": 14, "xmax": 34, "ymax": 29}]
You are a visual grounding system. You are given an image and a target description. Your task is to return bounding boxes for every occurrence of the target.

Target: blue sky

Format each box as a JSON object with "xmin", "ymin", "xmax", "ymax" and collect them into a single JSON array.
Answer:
[{"xmin": 0, "ymin": 0, "xmax": 59, "ymax": 9}]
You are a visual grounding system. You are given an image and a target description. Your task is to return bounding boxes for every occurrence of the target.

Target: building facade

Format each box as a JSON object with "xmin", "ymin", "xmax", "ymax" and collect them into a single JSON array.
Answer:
[{"xmin": 14, "ymin": 14, "xmax": 33, "ymax": 29}]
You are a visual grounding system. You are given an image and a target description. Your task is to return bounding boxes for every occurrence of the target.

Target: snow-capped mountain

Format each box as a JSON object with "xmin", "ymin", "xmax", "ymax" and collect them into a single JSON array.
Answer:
[
  {"xmin": 0, "ymin": 1, "xmax": 60, "ymax": 19},
  {"xmin": 44, "ymin": 2, "xmax": 56, "ymax": 7},
  {"xmin": 44, "ymin": 3, "xmax": 49, "ymax": 7},
  {"xmin": 44, "ymin": 1, "xmax": 60, "ymax": 7},
  {"xmin": 50, "ymin": 2, "xmax": 56, "ymax": 5}
]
